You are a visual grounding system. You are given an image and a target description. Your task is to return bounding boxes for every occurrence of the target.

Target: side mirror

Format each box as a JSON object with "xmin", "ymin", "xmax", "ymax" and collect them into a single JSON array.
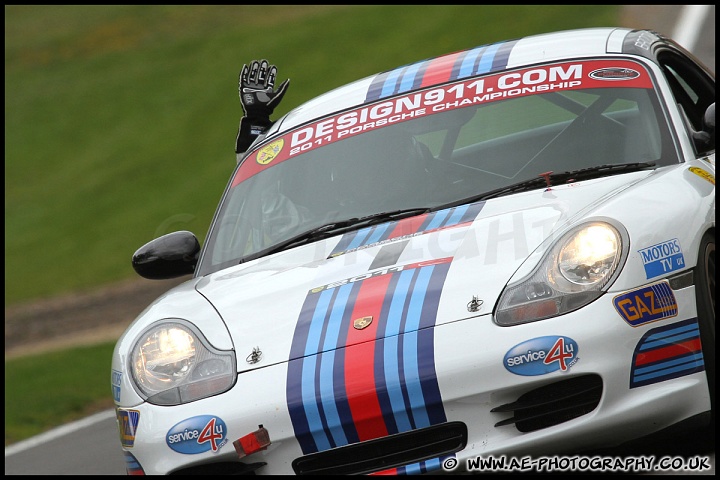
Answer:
[
  {"xmin": 703, "ymin": 102, "xmax": 715, "ymax": 131},
  {"xmin": 693, "ymin": 102, "xmax": 715, "ymax": 151},
  {"xmin": 132, "ymin": 231, "xmax": 200, "ymax": 280}
]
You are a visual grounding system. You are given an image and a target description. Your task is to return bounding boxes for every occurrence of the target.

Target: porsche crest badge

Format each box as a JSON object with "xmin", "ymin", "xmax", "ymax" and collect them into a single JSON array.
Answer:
[{"xmin": 353, "ymin": 316, "xmax": 373, "ymax": 330}]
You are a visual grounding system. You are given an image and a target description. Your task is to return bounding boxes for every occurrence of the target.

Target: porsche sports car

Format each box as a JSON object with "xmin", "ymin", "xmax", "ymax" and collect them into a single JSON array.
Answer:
[{"xmin": 112, "ymin": 27, "xmax": 715, "ymax": 475}]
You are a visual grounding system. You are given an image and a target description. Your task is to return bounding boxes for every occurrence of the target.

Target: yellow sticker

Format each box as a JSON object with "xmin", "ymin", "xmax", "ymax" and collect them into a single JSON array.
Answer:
[
  {"xmin": 256, "ymin": 139, "xmax": 284, "ymax": 165},
  {"xmin": 689, "ymin": 166, "xmax": 715, "ymax": 185}
]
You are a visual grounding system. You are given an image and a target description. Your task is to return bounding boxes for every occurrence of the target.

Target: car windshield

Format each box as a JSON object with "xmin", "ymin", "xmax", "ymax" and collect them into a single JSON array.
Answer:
[{"xmin": 198, "ymin": 58, "xmax": 678, "ymax": 276}]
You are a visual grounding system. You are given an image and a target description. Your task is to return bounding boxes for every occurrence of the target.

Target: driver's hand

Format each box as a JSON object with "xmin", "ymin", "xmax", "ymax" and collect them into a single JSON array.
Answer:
[{"xmin": 239, "ymin": 59, "xmax": 290, "ymax": 119}]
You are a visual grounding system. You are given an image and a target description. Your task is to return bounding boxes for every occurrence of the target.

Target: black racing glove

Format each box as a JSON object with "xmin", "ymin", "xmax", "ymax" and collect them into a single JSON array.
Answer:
[{"xmin": 235, "ymin": 59, "xmax": 290, "ymax": 155}]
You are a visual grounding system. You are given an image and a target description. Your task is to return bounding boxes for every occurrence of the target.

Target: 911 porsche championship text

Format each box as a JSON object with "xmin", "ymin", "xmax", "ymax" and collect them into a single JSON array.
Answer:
[{"xmin": 289, "ymin": 63, "xmax": 584, "ymax": 156}]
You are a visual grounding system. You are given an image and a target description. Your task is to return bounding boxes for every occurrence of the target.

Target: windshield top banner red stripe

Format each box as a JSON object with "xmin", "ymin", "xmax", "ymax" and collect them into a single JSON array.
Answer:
[{"xmin": 233, "ymin": 59, "xmax": 653, "ymax": 187}]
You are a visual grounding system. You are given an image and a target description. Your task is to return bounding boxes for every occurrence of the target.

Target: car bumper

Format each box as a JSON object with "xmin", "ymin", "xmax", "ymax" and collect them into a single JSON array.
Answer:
[{"xmin": 117, "ymin": 283, "xmax": 710, "ymax": 475}]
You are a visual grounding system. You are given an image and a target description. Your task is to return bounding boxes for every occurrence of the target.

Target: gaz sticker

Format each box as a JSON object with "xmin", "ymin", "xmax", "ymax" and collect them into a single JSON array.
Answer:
[{"xmin": 613, "ymin": 281, "xmax": 678, "ymax": 326}]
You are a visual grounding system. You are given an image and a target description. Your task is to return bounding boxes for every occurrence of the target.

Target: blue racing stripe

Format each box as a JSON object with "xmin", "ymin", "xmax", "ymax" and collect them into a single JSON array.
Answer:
[
  {"xmin": 318, "ymin": 285, "xmax": 353, "ymax": 446},
  {"xmin": 425, "ymin": 208, "xmax": 450, "ymax": 230},
  {"xmin": 444, "ymin": 204, "xmax": 469, "ymax": 226},
  {"xmin": 491, "ymin": 39, "xmax": 519, "ymax": 71},
  {"xmin": 458, "ymin": 46, "xmax": 485, "ymax": 78},
  {"xmin": 633, "ymin": 354, "xmax": 705, "ymax": 382},
  {"xmin": 382, "ymin": 269, "xmax": 415, "ymax": 433},
  {"xmin": 402, "ymin": 266, "xmax": 434, "ymax": 428},
  {"xmin": 301, "ymin": 289, "xmax": 335, "ymax": 451},
  {"xmin": 399, "ymin": 63, "xmax": 422, "ymax": 93},
  {"xmin": 366, "ymin": 71, "xmax": 391, "ymax": 103},
  {"xmin": 345, "ymin": 226, "xmax": 373, "ymax": 250},
  {"xmin": 639, "ymin": 323, "xmax": 699, "ymax": 350},
  {"xmin": 417, "ymin": 263, "xmax": 451, "ymax": 425},
  {"xmin": 381, "ymin": 67, "xmax": 404, "ymax": 98},
  {"xmin": 639, "ymin": 328, "xmax": 701, "ymax": 351},
  {"xmin": 477, "ymin": 43, "xmax": 501, "ymax": 74},
  {"xmin": 366, "ymin": 223, "xmax": 391, "ymax": 245}
]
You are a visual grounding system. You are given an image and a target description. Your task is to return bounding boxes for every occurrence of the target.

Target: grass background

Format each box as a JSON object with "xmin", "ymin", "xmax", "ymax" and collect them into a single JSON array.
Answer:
[{"xmin": 5, "ymin": 5, "xmax": 619, "ymax": 446}]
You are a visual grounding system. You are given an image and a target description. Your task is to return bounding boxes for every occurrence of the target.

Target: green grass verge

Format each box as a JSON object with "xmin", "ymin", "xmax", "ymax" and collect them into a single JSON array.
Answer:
[
  {"xmin": 5, "ymin": 5, "xmax": 619, "ymax": 306},
  {"xmin": 4, "ymin": 342, "xmax": 116, "ymax": 446}
]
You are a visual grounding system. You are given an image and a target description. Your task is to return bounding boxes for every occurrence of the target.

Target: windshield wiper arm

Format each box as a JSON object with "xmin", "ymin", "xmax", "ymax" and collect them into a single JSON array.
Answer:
[
  {"xmin": 437, "ymin": 162, "xmax": 657, "ymax": 209},
  {"xmin": 240, "ymin": 208, "xmax": 430, "ymax": 263}
]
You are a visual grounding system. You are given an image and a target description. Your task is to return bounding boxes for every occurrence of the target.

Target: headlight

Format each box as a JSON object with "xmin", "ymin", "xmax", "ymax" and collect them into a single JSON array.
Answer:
[
  {"xmin": 496, "ymin": 221, "xmax": 627, "ymax": 326},
  {"xmin": 130, "ymin": 320, "xmax": 236, "ymax": 405}
]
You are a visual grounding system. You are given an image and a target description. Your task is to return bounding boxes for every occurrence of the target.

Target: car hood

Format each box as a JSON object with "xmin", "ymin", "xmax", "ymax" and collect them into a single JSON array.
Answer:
[{"xmin": 195, "ymin": 172, "xmax": 649, "ymax": 371}]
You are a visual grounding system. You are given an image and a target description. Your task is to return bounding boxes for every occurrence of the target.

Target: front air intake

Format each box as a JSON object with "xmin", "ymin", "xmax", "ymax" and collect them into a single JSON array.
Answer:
[
  {"xmin": 491, "ymin": 374, "xmax": 602, "ymax": 432},
  {"xmin": 292, "ymin": 421, "xmax": 467, "ymax": 475}
]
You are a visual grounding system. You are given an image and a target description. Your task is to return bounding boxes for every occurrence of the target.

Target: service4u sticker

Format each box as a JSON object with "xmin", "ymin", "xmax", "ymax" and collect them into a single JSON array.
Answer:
[
  {"xmin": 166, "ymin": 415, "xmax": 228, "ymax": 454},
  {"xmin": 503, "ymin": 336, "xmax": 579, "ymax": 376},
  {"xmin": 256, "ymin": 139, "xmax": 284, "ymax": 165}
]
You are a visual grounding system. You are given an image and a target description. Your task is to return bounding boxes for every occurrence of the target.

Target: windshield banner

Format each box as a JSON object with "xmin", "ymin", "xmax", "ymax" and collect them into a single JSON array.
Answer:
[{"xmin": 234, "ymin": 59, "xmax": 652, "ymax": 186}]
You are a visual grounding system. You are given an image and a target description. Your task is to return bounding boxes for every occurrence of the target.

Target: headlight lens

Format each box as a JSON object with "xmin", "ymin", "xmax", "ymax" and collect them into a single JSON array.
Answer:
[
  {"xmin": 496, "ymin": 221, "xmax": 626, "ymax": 326},
  {"xmin": 130, "ymin": 320, "xmax": 236, "ymax": 405}
]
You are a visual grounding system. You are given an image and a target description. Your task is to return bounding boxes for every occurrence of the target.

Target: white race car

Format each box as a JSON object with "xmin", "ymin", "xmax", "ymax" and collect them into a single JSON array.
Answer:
[{"xmin": 112, "ymin": 27, "xmax": 715, "ymax": 475}]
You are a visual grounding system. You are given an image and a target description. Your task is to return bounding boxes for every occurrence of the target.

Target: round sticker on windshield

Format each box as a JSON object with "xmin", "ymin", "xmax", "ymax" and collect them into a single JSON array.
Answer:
[
  {"xmin": 589, "ymin": 67, "xmax": 641, "ymax": 81},
  {"xmin": 256, "ymin": 139, "xmax": 284, "ymax": 165}
]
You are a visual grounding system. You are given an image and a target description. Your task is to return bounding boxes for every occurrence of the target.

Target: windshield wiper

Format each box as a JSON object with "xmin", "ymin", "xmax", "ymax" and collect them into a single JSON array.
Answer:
[
  {"xmin": 240, "ymin": 207, "xmax": 430, "ymax": 263},
  {"xmin": 436, "ymin": 162, "xmax": 657, "ymax": 209}
]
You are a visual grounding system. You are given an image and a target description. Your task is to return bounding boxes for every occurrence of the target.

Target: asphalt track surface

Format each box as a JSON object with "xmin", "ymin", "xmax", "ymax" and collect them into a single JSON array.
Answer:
[{"xmin": 5, "ymin": 5, "xmax": 715, "ymax": 475}]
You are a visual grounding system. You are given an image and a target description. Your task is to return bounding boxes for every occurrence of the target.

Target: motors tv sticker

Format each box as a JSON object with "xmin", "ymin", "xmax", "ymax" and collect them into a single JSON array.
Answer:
[
  {"xmin": 111, "ymin": 369, "xmax": 122, "ymax": 402},
  {"xmin": 630, "ymin": 318, "xmax": 704, "ymax": 388},
  {"xmin": 638, "ymin": 238, "xmax": 685, "ymax": 279},
  {"xmin": 166, "ymin": 415, "xmax": 228, "ymax": 454},
  {"xmin": 504, "ymin": 336, "xmax": 579, "ymax": 376},
  {"xmin": 612, "ymin": 281, "xmax": 678, "ymax": 327}
]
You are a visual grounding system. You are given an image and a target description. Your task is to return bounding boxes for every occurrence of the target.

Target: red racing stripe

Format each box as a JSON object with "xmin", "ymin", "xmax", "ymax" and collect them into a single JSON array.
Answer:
[
  {"xmin": 635, "ymin": 338, "xmax": 702, "ymax": 366},
  {"xmin": 420, "ymin": 52, "xmax": 463, "ymax": 88},
  {"xmin": 387, "ymin": 213, "xmax": 428, "ymax": 239},
  {"xmin": 343, "ymin": 274, "xmax": 392, "ymax": 441}
]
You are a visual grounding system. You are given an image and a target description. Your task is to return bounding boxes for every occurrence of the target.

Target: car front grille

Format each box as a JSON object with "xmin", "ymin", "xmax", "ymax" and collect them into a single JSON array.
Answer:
[
  {"xmin": 491, "ymin": 374, "xmax": 603, "ymax": 432},
  {"xmin": 291, "ymin": 421, "xmax": 468, "ymax": 475}
]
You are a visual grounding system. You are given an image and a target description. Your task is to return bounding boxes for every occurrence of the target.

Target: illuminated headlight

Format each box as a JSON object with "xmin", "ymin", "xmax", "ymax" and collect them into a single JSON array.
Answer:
[
  {"xmin": 130, "ymin": 320, "xmax": 236, "ymax": 405},
  {"xmin": 496, "ymin": 221, "xmax": 627, "ymax": 326}
]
